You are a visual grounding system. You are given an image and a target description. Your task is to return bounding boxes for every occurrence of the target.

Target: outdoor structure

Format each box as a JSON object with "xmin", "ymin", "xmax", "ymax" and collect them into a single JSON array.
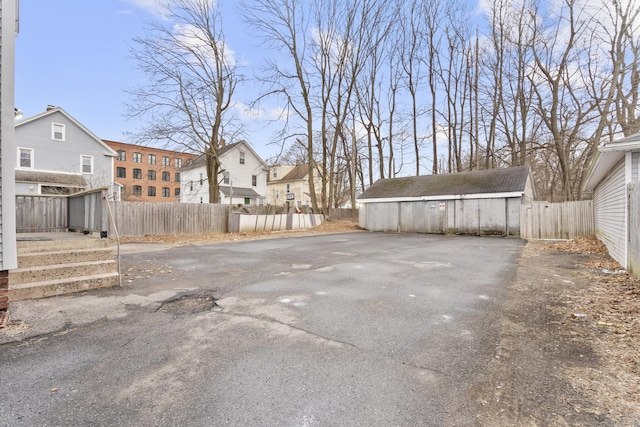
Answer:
[
  {"xmin": 266, "ymin": 163, "xmax": 323, "ymax": 209},
  {"xmin": 180, "ymin": 140, "xmax": 267, "ymax": 205},
  {"xmin": 583, "ymin": 132, "xmax": 640, "ymax": 275},
  {"xmin": 14, "ymin": 107, "xmax": 118, "ymax": 197},
  {"xmin": 104, "ymin": 140, "xmax": 196, "ymax": 203},
  {"xmin": 357, "ymin": 166, "xmax": 535, "ymax": 237},
  {"xmin": 0, "ymin": 0, "xmax": 19, "ymax": 316}
]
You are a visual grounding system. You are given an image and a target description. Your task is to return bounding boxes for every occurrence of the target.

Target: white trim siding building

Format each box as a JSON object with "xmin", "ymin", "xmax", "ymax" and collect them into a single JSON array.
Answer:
[
  {"xmin": 583, "ymin": 132, "xmax": 640, "ymax": 268},
  {"xmin": 357, "ymin": 166, "xmax": 536, "ymax": 237}
]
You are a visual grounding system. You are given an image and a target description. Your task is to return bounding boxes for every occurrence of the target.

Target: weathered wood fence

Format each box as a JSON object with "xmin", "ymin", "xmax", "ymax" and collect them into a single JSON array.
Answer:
[
  {"xmin": 108, "ymin": 202, "xmax": 230, "ymax": 236},
  {"xmin": 16, "ymin": 195, "xmax": 67, "ymax": 232},
  {"xmin": 520, "ymin": 201, "xmax": 594, "ymax": 240},
  {"xmin": 627, "ymin": 181, "xmax": 640, "ymax": 276}
]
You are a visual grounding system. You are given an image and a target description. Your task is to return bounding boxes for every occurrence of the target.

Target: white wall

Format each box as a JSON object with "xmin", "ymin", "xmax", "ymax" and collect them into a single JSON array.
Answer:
[{"xmin": 593, "ymin": 159, "xmax": 627, "ymax": 267}]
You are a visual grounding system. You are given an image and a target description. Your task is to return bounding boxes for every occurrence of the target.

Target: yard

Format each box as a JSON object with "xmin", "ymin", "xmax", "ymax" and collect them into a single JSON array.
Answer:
[{"xmin": 1, "ymin": 222, "xmax": 639, "ymax": 425}]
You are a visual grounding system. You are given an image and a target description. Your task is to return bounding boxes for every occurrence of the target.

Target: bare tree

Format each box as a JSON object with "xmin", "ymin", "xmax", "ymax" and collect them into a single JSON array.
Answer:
[
  {"xmin": 127, "ymin": 0, "xmax": 239, "ymax": 203},
  {"xmin": 243, "ymin": 0, "xmax": 320, "ymax": 211}
]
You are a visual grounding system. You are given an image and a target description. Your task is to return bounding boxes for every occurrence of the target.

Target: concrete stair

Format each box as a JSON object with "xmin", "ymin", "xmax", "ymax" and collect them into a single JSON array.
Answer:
[{"xmin": 9, "ymin": 238, "xmax": 120, "ymax": 301}]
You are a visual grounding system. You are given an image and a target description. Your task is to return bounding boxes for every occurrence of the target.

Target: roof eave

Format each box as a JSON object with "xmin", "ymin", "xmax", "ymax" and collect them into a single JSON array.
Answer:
[{"xmin": 357, "ymin": 191, "xmax": 525, "ymax": 203}]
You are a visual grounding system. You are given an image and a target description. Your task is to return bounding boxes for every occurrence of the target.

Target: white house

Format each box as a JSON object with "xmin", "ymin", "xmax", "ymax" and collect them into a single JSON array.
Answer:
[
  {"xmin": 583, "ymin": 132, "xmax": 640, "ymax": 269},
  {"xmin": 266, "ymin": 164, "xmax": 323, "ymax": 208},
  {"xmin": 14, "ymin": 107, "xmax": 118, "ymax": 196},
  {"xmin": 180, "ymin": 140, "xmax": 268, "ymax": 205}
]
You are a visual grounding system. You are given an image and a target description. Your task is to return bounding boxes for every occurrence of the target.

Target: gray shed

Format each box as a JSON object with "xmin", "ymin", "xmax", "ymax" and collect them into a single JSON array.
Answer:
[{"xmin": 357, "ymin": 166, "xmax": 535, "ymax": 237}]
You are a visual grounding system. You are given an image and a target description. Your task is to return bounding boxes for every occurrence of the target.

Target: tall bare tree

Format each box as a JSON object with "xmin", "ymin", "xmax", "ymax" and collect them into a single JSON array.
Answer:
[
  {"xmin": 243, "ymin": 0, "xmax": 320, "ymax": 211},
  {"xmin": 127, "ymin": 0, "xmax": 239, "ymax": 203}
]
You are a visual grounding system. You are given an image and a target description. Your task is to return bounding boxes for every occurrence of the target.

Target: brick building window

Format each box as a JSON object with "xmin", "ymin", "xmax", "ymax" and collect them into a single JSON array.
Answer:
[
  {"xmin": 148, "ymin": 186, "xmax": 156, "ymax": 197},
  {"xmin": 133, "ymin": 168, "xmax": 142, "ymax": 179},
  {"xmin": 133, "ymin": 185, "xmax": 142, "ymax": 196},
  {"xmin": 162, "ymin": 171, "xmax": 170, "ymax": 182},
  {"xmin": 162, "ymin": 156, "xmax": 170, "ymax": 166},
  {"xmin": 116, "ymin": 167, "xmax": 126, "ymax": 178},
  {"xmin": 148, "ymin": 154, "xmax": 156, "ymax": 165},
  {"xmin": 148, "ymin": 170, "xmax": 156, "ymax": 180},
  {"xmin": 175, "ymin": 158, "xmax": 182, "ymax": 168},
  {"xmin": 133, "ymin": 152, "xmax": 142, "ymax": 163},
  {"xmin": 175, "ymin": 188, "xmax": 180, "ymax": 196},
  {"xmin": 117, "ymin": 150, "xmax": 126, "ymax": 161},
  {"xmin": 175, "ymin": 172, "xmax": 181, "ymax": 182},
  {"xmin": 162, "ymin": 187, "xmax": 170, "ymax": 197}
]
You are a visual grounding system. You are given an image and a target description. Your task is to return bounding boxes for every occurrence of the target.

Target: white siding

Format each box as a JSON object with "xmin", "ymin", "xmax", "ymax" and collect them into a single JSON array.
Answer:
[
  {"xmin": 594, "ymin": 159, "xmax": 627, "ymax": 266},
  {"xmin": 0, "ymin": 1, "xmax": 18, "ymax": 270}
]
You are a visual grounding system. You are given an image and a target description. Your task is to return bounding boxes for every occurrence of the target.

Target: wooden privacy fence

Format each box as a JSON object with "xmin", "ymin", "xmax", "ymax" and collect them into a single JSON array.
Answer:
[
  {"xmin": 627, "ymin": 181, "xmax": 640, "ymax": 276},
  {"xmin": 16, "ymin": 195, "xmax": 67, "ymax": 232},
  {"xmin": 108, "ymin": 202, "xmax": 229, "ymax": 237},
  {"xmin": 520, "ymin": 201, "xmax": 594, "ymax": 240}
]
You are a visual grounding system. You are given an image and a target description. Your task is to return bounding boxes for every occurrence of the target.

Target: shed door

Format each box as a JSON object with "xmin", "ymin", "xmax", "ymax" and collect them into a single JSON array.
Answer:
[{"xmin": 399, "ymin": 201, "xmax": 446, "ymax": 234}]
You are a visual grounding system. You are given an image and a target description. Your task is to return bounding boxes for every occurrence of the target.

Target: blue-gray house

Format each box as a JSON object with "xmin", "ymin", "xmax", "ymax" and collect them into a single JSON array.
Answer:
[{"xmin": 14, "ymin": 107, "xmax": 117, "ymax": 195}]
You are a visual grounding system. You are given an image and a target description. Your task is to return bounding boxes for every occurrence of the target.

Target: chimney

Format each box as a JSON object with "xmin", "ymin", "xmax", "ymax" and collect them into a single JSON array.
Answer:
[{"xmin": 46, "ymin": 105, "xmax": 56, "ymax": 111}]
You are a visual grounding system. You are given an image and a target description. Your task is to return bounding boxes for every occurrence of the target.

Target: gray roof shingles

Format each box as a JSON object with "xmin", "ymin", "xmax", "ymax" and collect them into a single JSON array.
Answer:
[{"xmin": 358, "ymin": 166, "xmax": 531, "ymax": 199}]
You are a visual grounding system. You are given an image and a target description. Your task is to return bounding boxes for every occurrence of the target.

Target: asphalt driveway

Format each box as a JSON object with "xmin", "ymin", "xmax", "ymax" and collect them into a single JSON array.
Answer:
[{"xmin": 0, "ymin": 233, "xmax": 525, "ymax": 426}]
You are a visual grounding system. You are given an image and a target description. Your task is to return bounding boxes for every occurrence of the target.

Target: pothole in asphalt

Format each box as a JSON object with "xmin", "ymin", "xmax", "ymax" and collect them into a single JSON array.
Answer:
[{"xmin": 156, "ymin": 292, "xmax": 219, "ymax": 315}]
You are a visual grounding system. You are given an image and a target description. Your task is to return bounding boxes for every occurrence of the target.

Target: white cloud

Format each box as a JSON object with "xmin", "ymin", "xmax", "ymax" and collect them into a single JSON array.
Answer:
[
  {"xmin": 119, "ymin": 0, "xmax": 167, "ymax": 18},
  {"xmin": 173, "ymin": 23, "xmax": 238, "ymax": 67}
]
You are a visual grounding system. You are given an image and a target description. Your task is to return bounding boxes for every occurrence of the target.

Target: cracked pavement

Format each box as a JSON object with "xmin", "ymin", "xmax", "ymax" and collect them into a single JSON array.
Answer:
[{"xmin": 0, "ymin": 233, "xmax": 524, "ymax": 426}]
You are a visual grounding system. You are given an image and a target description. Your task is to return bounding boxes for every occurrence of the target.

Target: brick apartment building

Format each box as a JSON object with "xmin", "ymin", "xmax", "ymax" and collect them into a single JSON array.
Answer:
[{"xmin": 104, "ymin": 140, "xmax": 196, "ymax": 202}]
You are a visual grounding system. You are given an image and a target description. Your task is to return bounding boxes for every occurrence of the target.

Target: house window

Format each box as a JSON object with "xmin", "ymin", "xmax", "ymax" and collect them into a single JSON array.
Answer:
[
  {"xmin": 81, "ymin": 155, "xmax": 94, "ymax": 174},
  {"xmin": 133, "ymin": 185, "xmax": 142, "ymax": 196},
  {"xmin": 175, "ymin": 172, "xmax": 181, "ymax": 183},
  {"xmin": 244, "ymin": 197, "xmax": 250, "ymax": 205},
  {"xmin": 148, "ymin": 186, "xmax": 156, "ymax": 197},
  {"xmin": 175, "ymin": 158, "xmax": 182, "ymax": 168},
  {"xmin": 116, "ymin": 167, "xmax": 126, "ymax": 178},
  {"xmin": 133, "ymin": 168, "xmax": 142, "ymax": 179},
  {"xmin": 148, "ymin": 154, "xmax": 156, "ymax": 165},
  {"xmin": 162, "ymin": 156, "xmax": 170, "ymax": 166},
  {"xmin": 162, "ymin": 187, "xmax": 170, "ymax": 197},
  {"xmin": 117, "ymin": 150, "xmax": 126, "ymax": 161},
  {"xmin": 239, "ymin": 151, "xmax": 245, "ymax": 164},
  {"xmin": 223, "ymin": 173, "xmax": 229, "ymax": 185},
  {"xmin": 148, "ymin": 170, "xmax": 156, "ymax": 180},
  {"xmin": 18, "ymin": 148, "xmax": 34, "ymax": 168},
  {"xmin": 273, "ymin": 168, "xmax": 278, "ymax": 178},
  {"xmin": 162, "ymin": 171, "xmax": 170, "ymax": 182},
  {"xmin": 133, "ymin": 152, "xmax": 142, "ymax": 163},
  {"xmin": 52, "ymin": 123, "xmax": 65, "ymax": 141},
  {"xmin": 252, "ymin": 175, "xmax": 257, "ymax": 186},
  {"xmin": 175, "ymin": 188, "xmax": 180, "ymax": 196}
]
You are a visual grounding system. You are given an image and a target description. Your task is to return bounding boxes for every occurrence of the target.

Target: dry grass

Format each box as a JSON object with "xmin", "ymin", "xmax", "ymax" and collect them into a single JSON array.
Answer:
[
  {"xmin": 549, "ymin": 236, "xmax": 640, "ymax": 424},
  {"xmin": 113, "ymin": 219, "xmax": 361, "ymax": 245}
]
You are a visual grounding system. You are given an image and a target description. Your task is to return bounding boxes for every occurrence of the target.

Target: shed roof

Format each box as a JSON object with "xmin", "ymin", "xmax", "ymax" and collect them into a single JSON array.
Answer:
[
  {"xmin": 15, "ymin": 170, "xmax": 86, "ymax": 188},
  {"xmin": 358, "ymin": 166, "xmax": 531, "ymax": 200},
  {"xmin": 583, "ymin": 132, "xmax": 640, "ymax": 192},
  {"xmin": 219, "ymin": 186, "xmax": 262, "ymax": 198}
]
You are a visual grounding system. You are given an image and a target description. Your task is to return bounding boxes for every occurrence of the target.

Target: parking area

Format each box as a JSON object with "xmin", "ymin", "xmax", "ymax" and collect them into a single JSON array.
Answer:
[{"xmin": 1, "ymin": 233, "xmax": 525, "ymax": 426}]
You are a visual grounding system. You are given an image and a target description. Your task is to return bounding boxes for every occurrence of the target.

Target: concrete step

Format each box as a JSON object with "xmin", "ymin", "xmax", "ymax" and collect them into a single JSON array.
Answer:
[
  {"xmin": 17, "ymin": 238, "xmax": 107, "ymax": 255},
  {"xmin": 10, "ymin": 260, "xmax": 118, "ymax": 284},
  {"xmin": 9, "ymin": 272, "xmax": 120, "ymax": 301},
  {"xmin": 17, "ymin": 247, "xmax": 115, "ymax": 268}
]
